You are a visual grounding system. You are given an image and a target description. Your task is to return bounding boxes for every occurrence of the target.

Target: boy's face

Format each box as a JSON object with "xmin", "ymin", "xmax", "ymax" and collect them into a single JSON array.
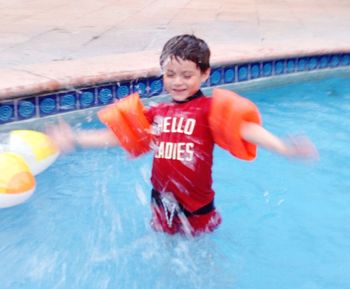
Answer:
[{"xmin": 162, "ymin": 57, "xmax": 210, "ymax": 102}]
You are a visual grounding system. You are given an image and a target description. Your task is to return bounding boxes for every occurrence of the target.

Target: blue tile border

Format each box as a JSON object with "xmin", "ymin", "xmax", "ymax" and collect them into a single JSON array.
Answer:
[
  {"xmin": 38, "ymin": 94, "xmax": 58, "ymax": 117},
  {"xmin": 78, "ymin": 87, "xmax": 97, "ymax": 109},
  {"xmin": 132, "ymin": 79, "xmax": 149, "ymax": 98},
  {"xmin": 276, "ymin": 60, "xmax": 286, "ymax": 74},
  {"xmin": 58, "ymin": 91, "xmax": 78, "ymax": 112},
  {"xmin": 308, "ymin": 56, "xmax": 318, "ymax": 70},
  {"xmin": 223, "ymin": 66, "xmax": 236, "ymax": 83},
  {"xmin": 97, "ymin": 84, "xmax": 115, "ymax": 106},
  {"xmin": 116, "ymin": 82, "xmax": 132, "ymax": 99},
  {"xmin": 286, "ymin": 58, "xmax": 296, "ymax": 73},
  {"xmin": 262, "ymin": 61, "xmax": 273, "ymax": 77},
  {"xmin": 1, "ymin": 52, "xmax": 350, "ymax": 124},
  {"xmin": 250, "ymin": 63, "xmax": 261, "ymax": 79},
  {"xmin": 341, "ymin": 54, "xmax": 350, "ymax": 66},
  {"xmin": 297, "ymin": 57, "xmax": 309, "ymax": 72},
  {"xmin": 209, "ymin": 68, "xmax": 223, "ymax": 86},
  {"xmin": 0, "ymin": 101, "xmax": 16, "ymax": 124},
  {"xmin": 18, "ymin": 97, "xmax": 37, "ymax": 120},
  {"xmin": 319, "ymin": 55, "xmax": 330, "ymax": 69},
  {"xmin": 149, "ymin": 76, "xmax": 164, "ymax": 97},
  {"xmin": 238, "ymin": 64, "xmax": 249, "ymax": 81}
]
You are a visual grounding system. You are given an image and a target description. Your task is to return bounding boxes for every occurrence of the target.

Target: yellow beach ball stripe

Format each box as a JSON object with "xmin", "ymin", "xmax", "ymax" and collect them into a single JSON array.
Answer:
[
  {"xmin": 10, "ymin": 130, "xmax": 58, "ymax": 161},
  {"xmin": 0, "ymin": 152, "xmax": 35, "ymax": 194}
]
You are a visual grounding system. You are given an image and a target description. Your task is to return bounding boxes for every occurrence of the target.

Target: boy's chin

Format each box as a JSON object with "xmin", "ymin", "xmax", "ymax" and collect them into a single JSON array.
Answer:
[
  {"xmin": 170, "ymin": 92, "xmax": 191, "ymax": 101},
  {"xmin": 172, "ymin": 95, "xmax": 189, "ymax": 101}
]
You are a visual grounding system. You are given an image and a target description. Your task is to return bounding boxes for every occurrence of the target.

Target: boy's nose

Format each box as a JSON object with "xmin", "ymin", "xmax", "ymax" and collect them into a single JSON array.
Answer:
[{"xmin": 173, "ymin": 76, "xmax": 183, "ymax": 85}]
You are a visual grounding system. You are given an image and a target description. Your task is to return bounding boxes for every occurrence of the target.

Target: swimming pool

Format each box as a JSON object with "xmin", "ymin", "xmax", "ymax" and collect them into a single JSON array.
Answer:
[{"xmin": 0, "ymin": 68, "xmax": 349, "ymax": 289}]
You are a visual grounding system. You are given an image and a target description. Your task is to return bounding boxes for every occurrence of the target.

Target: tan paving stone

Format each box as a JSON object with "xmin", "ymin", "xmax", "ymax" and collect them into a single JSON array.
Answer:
[{"xmin": 0, "ymin": 0, "xmax": 349, "ymax": 99}]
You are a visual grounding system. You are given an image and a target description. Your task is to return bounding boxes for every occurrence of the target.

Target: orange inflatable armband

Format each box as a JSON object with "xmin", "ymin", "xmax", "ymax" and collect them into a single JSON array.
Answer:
[
  {"xmin": 209, "ymin": 88, "xmax": 262, "ymax": 160},
  {"xmin": 97, "ymin": 93, "xmax": 151, "ymax": 157}
]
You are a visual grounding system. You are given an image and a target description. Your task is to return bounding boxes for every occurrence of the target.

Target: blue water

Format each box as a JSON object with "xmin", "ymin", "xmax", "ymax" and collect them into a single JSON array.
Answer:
[{"xmin": 1, "ymin": 69, "xmax": 350, "ymax": 289}]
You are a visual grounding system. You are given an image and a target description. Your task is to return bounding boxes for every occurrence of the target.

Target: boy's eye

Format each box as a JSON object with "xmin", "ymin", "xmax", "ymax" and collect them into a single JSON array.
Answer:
[
  {"xmin": 165, "ymin": 73, "xmax": 175, "ymax": 78},
  {"xmin": 183, "ymin": 74, "xmax": 193, "ymax": 79}
]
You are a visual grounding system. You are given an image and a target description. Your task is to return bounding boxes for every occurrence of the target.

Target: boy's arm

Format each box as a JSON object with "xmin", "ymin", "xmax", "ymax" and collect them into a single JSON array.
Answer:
[
  {"xmin": 241, "ymin": 122, "xmax": 318, "ymax": 159},
  {"xmin": 74, "ymin": 128, "xmax": 119, "ymax": 148},
  {"xmin": 47, "ymin": 121, "xmax": 119, "ymax": 152}
]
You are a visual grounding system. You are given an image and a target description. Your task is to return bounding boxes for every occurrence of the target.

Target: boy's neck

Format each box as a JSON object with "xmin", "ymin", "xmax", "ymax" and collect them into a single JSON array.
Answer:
[{"xmin": 172, "ymin": 90, "xmax": 204, "ymax": 104}]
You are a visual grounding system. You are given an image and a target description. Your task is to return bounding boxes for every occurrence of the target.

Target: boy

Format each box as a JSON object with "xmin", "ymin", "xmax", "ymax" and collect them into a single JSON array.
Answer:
[{"xmin": 49, "ymin": 34, "xmax": 317, "ymax": 236}]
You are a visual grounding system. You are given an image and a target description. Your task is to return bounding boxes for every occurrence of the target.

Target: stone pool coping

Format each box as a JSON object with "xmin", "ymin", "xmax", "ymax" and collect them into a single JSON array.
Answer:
[{"xmin": 1, "ymin": 43, "xmax": 350, "ymax": 101}]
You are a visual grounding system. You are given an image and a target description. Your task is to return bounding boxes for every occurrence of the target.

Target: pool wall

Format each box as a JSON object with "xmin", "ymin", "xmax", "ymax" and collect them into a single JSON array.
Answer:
[{"xmin": 1, "ymin": 51, "xmax": 350, "ymax": 125}]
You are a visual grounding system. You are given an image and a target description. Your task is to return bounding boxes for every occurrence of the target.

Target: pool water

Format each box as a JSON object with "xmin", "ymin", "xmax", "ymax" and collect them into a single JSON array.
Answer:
[{"xmin": 1, "ymin": 69, "xmax": 350, "ymax": 289}]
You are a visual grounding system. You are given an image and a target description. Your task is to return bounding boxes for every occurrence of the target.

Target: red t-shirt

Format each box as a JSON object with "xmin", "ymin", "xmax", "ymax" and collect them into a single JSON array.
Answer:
[{"xmin": 145, "ymin": 94, "xmax": 215, "ymax": 212}]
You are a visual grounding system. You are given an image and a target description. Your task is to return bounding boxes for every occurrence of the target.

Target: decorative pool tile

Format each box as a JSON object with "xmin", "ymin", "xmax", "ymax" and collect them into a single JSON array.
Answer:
[
  {"xmin": 274, "ymin": 60, "xmax": 285, "ymax": 75},
  {"xmin": 1, "ymin": 52, "xmax": 350, "ymax": 124},
  {"xmin": 0, "ymin": 101, "xmax": 15, "ymax": 124},
  {"xmin": 319, "ymin": 55, "xmax": 330, "ymax": 69},
  {"xmin": 329, "ymin": 54, "xmax": 341, "ymax": 67},
  {"xmin": 340, "ymin": 53, "xmax": 350, "ymax": 66},
  {"xmin": 149, "ymin": 77, "xmax": 163, "ymax": 97},
  {"xmin": 286, "ymin": 58, "xmax": 296, "ymax": 73},
  {"xmin": 132, "ymin": 79, "xmax": 148, "ymax": 98},
  {"xmin": 223, "ymin": 66, "xmax": 236, "ymax": 83},
  {"xmin": 238, "ymin": 64, "xmax": 249, "ymax": 81},
  {"xmin": 97, "ymin": 84, "xmax": 114, "ymax": 105},
  {"xmin": 262, "ymin": 61, "xmax": 273, "ymax": 77},
  {"xmin": 58, "ymin": 91, "xmax": 78, "ymax": 112},
  {"xmin": 78, "ymin": 87, "xmax": 96, "ymax": 109},
  {"xmin": 308, "ymin": 56, "xmax": 319, "ymax": 70},
  {"xmin": 250, "ymin": 63, "xmax": 261, "ymax": 79},
  {"xmin": 115, "ymin": 82, "xmax": 131, "ymax": 99},
  {"xmin": 210, "ymin": 68, "xmax": 223, "ymax": 86},
  {"xmin": 18, "ymin": 97, "xmax": 37, "ymax": 120},
  {"xmin": 297, "ymin": 57, "xmax": 309, "ymax": 72},
  {"xmin": 38, "ymin": 94, "xmax": 58, "ymax": 117}
]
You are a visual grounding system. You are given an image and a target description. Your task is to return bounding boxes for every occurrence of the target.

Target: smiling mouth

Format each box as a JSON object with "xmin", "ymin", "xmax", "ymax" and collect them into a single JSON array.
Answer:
[{"xmin": 173, "ymin": 89, "xmax": 186, "ymax": 93}]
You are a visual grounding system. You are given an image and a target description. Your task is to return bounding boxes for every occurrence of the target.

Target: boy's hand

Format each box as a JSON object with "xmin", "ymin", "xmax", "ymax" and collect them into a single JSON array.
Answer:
[
  {"xmin": 46, "ymin": 120, "xmax": 76, "ymax": 153},
  {"xmin": 241, "ymin": 122, "xmax": 318, "ymax": 161},
  {"xmin": 283, "ymin": 135, "xmax": 319, "ymax": 160}
]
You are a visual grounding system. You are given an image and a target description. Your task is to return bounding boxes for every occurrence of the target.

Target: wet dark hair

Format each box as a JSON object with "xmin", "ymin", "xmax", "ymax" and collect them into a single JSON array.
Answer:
[{"xmin": 160, "ymin": 34, "xmax": 210, "ymax": 73}]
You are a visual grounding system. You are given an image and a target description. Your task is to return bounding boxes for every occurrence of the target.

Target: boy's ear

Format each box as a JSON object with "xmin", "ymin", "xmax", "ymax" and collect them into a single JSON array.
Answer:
[{"xmin": 201, "ymin": 68, "xmax": 211, "ymax": 82}]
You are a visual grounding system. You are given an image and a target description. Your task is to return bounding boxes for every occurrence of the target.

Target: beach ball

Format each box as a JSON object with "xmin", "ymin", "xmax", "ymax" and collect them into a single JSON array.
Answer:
[
  {"xmin": 0, "ymin": 152, "xmax": 36, "ymax": 208},
  {"xmin": 6, "ymin": 130, "xmax": 60, "ymax": 176}
]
